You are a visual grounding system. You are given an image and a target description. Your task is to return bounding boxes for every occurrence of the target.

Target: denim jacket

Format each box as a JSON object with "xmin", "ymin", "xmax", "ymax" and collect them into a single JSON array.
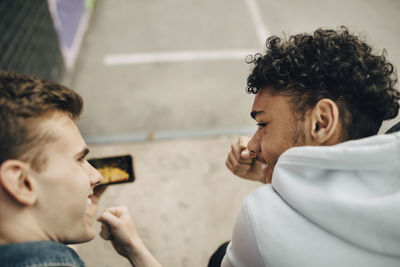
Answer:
[{"xmin": 0, "ymin": 241, "xmax": 85, "ymax": 267}]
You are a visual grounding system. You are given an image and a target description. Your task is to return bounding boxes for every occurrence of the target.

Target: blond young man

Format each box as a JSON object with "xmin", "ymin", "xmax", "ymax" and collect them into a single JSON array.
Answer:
[{"xmin": 0, "ymin": 71, "xmax": 161, "ymax": 267}]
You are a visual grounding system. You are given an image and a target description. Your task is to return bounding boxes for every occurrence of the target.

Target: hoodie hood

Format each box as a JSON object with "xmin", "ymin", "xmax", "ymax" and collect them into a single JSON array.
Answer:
[{"xmin": 272, "ymin": 132, "xmax": 400, "ymax": 257}]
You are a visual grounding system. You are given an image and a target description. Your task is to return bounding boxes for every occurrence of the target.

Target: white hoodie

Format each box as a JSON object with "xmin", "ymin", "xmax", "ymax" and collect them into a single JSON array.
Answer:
[{"xmin": 222, "ymin": 132, "xmax": 400, "ymax": 267}]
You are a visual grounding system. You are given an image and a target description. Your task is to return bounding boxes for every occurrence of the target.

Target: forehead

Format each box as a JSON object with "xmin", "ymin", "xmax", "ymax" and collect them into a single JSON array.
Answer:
[
  {"xmin": 36, "ymin": 112, "xmax": 86, "ymax": 154},
  {"xmin": 251, "ymin": 88, "xmax": 293, "ymax": 117}
]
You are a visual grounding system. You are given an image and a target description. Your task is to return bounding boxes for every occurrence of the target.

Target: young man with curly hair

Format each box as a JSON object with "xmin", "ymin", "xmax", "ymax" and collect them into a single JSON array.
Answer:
[
  {"xmin": 215, "ymin": 27, "xmax": 400, "ymax": 266},
  {"xmin": 0, "ymin": 71, "xmax": 161, "ymax": 267}
]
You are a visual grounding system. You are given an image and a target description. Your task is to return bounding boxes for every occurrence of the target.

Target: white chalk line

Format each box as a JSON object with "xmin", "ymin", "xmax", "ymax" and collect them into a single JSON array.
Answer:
[
  {"xmin": 244, "ymin": 0, "xmax": 270, "ymax": 46},
  {"xmin": 103, "ymin": 0, "xmax": 269, "ymax": 66},
  {"xmin": 104, "ymin": 49, "xmax": 259, "ymax": 66}
]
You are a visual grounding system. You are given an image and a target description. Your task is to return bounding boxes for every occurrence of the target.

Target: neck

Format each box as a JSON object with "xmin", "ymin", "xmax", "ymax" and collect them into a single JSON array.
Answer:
[{"xmin": 0, "ymin": 205, "xmax": 49, "ymax": 244}]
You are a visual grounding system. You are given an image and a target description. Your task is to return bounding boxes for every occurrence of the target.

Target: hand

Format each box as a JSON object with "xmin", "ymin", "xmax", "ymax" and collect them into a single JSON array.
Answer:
[
  {"xmin": 97, "ymin": 207, "xmax": 162, "ymax": 267},
  {"xmin": 225, "ymin": 136, "xmax": 265, "ymax": 183}
]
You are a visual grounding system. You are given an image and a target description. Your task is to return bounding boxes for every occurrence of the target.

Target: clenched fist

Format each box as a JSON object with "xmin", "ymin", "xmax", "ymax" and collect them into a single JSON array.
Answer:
[{"xmin": 225, "ymin": 136, "xmax": 266, "ymax": 183}]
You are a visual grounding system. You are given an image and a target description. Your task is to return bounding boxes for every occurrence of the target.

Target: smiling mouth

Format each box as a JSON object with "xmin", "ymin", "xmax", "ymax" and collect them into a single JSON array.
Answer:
[
  {"xmin": 261, "ymin": 163, "xmax": 268, "ymax": 169},
  {"xmin": 256, "ymin": 156, "xmax": 268, "ymax": 167},
  {"xmin": 261, "ymin": 163, "xmax": 269, "ymax": 171}
]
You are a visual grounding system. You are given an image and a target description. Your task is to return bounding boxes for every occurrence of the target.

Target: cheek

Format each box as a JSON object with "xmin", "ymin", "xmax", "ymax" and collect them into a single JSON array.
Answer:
[
  {"xmin": 65, "ymin": 168, "xmax": 91, "ymax": 207},
  {"xmin": 74, "ymin": 164, "xmax": 92, "ymax": 185},
  {"xmin": 260, "ymin": 138, "xmax": 286, "ymax": 165}
]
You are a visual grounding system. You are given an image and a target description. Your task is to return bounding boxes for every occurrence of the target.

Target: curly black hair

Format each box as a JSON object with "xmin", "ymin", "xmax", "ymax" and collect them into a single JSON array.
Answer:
[{"xmin": 246, "ymin": 26, "xmax": 400, "ymax": 140}]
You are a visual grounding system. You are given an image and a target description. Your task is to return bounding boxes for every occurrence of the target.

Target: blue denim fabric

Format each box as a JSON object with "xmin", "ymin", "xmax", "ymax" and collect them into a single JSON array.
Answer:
[{"xmin": 0, "ymin": 241, "xmax": 85, "ymax": 267}]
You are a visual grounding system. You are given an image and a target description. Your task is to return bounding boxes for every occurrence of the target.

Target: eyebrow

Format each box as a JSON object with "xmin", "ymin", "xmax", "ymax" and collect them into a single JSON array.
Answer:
[
  {"xmin": 76, "ymin": 147, "xmax": 90, "ymax": 159},
  {"xmin": 250, "ymin": 110, "xmax": 264, "ymax": 119}
]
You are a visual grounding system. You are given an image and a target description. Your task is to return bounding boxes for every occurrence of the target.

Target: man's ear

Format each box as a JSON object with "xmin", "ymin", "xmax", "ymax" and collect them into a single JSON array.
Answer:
[
  {"xmin": 309, "ymin": 98, "xmax": 340, "ymax": 145},
  {"xmin": 0, "ymin": 160, "xmax": 37, "ymax": 205}
]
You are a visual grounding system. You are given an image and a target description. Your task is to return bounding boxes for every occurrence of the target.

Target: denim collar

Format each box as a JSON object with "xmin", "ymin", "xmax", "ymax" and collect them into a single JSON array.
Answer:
[{"xmin": 0, "ymin": 241, "xmax": 85, "ymax": 267}]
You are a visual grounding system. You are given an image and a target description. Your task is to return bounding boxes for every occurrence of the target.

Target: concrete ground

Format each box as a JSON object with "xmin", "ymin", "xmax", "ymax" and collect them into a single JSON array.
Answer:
[{"xmin": 67, "ymin": 0, "xmax": 400, "ymax": 266}]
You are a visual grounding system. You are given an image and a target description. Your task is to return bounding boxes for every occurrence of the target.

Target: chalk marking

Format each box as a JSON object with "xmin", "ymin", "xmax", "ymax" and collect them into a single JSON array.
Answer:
[{"xmin": 104, "ymin": 49, "xmax": 258, "ymax": 66}]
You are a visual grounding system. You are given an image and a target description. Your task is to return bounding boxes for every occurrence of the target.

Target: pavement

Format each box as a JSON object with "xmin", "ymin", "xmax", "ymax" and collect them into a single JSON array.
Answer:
[{"xmin": 66, "ymin": 0, "xmax": 400, "ymax": 266}]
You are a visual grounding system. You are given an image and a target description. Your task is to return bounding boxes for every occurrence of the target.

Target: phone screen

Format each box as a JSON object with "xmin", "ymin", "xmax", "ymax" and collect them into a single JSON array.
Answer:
[{"xmin": 88, "ymin": 155, "xmax": 135, "ymax": 186}]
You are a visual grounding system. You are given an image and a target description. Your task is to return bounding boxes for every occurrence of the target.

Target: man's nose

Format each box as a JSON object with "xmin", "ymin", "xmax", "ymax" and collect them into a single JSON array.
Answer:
[
  {"xmin": 248, "ymin": 130, "xmax": 261, "ymax": 155},
  {"xmin": 88, "ymin": 163, "xmax": 104, "ymax": 186}
]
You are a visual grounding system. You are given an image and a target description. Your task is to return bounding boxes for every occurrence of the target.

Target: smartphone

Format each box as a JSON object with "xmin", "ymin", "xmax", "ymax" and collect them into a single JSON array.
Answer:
[{"xmin": 88, "ymin": 154, "xmax": 135, "ymax": 186}]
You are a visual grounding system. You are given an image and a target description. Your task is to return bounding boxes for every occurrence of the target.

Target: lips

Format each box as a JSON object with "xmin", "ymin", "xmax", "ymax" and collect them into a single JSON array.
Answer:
[{"xmin": 261, "ymin": 163, "xmax": 268, "ymax": 168}]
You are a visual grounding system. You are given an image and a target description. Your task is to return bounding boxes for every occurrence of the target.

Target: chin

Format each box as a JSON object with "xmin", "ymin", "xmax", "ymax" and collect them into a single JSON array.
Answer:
[
  {"xmin": 65, "ymin": 234, "xmax": 95, "ymax": 245},
  {"xmin": 64, "ymin": 227, "xmax": 96, "ymax": 245},
  {"xmin": 83, "ymin": 227, "xmax": 96, "ymax": 241}
]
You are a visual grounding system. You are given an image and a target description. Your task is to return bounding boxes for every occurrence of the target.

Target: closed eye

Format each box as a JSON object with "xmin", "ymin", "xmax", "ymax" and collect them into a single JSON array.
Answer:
[
  {"xmin": 257, "ymin": 122, "xmax": 267, "ymax": 129},
  {"xmin": 77, "ymin": 154, "xmax": 87, "ymax": 162},
  {"xmin": 76, "ymin": 148, "xmax": 90, "ymax": 162}
]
